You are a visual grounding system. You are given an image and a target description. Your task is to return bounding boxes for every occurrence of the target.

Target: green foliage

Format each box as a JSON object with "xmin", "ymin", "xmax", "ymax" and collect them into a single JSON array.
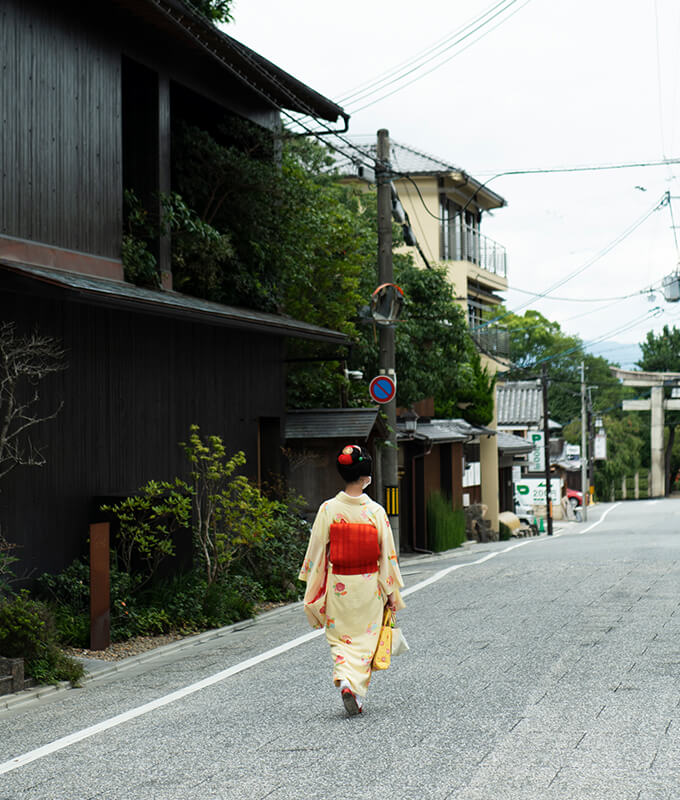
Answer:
[
  {"xmin": 190, "ymin": 0, "xmax": 234, "ymax": 24},
  {"xmin": 436, "ymin": 350, "xmax": 496, "ymax": 426},
  {"xmin": 638, "ymin": 325, "xmax": 680, "ymax": 371},
  {"xmin": 180, "ymin": 425, "xmax": 279, "ymax": 585},
  {"xmin": 426, "ymin": 492, "xmax": 466, "ymax": 552},
  {"xmin": 637, "ymin": 324, "xmax": 680, "ymax": 492},
  {"xmin": 101, "ymin": 479, "xmax": 191, "ymax": 588},
  {"xmin": 0, "ymin": 531, "xmax": 19, "ymax": 596},
  {"xmin": 499, "ymin": 522, "xmax": 512, "ymax": 541},
  {"xmin": 502, "ymin": 308, "xmax": 627, "ymax": 425},
  {"xmin": 160, "ymin": 192, "xmax": 235, "ymax": 298},
  {"xmin": 0, "ymin": 590, "xmax": 84, "ymax": 685},
  {"xmin": 234, "ymin": 491, "xmax": 311, "ymax": 603},
  {"xmin": 121, "ymin": 190, "xmax": 159, "ymax": 287},
  {"xmin": 592, "ymin": 415, "xmax": 643, "ymax": 499}
]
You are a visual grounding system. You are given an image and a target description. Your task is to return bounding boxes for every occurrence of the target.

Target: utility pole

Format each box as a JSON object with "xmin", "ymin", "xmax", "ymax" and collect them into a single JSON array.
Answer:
[
  {"xmin": 541, "ymin": 364, "xmax": 553, "ymax": 536},
  {"xmin": 580, "ymin": 361, "xmax": 588, "ymax": 522},
  {"xmin": 376, "ymin": 129, "xmax": 400, "ymax": 552}
]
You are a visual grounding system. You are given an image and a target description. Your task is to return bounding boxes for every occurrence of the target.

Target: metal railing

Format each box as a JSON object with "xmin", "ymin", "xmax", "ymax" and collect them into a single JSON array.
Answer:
[
  {"xmin": 442, "ymin": 222, "xmax": 507, "ymax": 277},
  {"xmin": 470, "ymin": 325, "xmax": 510, "ymax": 359}
]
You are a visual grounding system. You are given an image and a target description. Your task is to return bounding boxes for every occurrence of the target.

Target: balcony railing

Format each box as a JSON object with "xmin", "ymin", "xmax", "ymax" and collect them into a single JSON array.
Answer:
[
  {"xmin": 442, "ymin": 222, "xmax": 507, "ymax": 278},
  {"xmin": 469, "ymin": 325, "xmax": 510, "ymax": 360}
]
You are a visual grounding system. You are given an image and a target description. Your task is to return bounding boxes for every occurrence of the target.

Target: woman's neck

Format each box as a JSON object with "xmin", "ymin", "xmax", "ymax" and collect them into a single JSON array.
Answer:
[{"xmin": 344, "ymin": 480, "xmax": 365, "ymax": 498}]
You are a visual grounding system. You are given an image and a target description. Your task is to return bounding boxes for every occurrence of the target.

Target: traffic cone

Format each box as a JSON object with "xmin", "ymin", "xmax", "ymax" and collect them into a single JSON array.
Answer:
[{"xmin": 538, "ymin": 517, "xmax": 545, "ymax": 533}]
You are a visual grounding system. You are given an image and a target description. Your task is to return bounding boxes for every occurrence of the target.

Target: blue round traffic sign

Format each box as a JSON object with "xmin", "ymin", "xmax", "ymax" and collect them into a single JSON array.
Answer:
[{"xmin": 369, "ymin": 375, "xmax": 396, "ymax": 404}]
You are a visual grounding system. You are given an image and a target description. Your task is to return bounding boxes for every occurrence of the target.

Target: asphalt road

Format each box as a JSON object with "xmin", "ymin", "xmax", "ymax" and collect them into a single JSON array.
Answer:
[{"xmin": 1, "ymin": 499, "xmax": 679, "ymax": 799}]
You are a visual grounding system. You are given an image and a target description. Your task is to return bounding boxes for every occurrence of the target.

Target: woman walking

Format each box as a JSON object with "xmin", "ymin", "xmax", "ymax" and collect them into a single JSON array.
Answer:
[{"xmin": 299, "ymin": 444, "xmax": 404, "ymax": 715}]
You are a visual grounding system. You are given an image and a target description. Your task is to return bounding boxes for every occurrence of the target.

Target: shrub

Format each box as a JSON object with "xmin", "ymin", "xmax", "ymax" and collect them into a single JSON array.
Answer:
[
  {"xmin": 101, "ymin": 478, "xmax": 191, "ymax": 589},
  {"xmin": 0, "ymin": 591, "xmax": 84, "ymax": 685},
  {"xmin": 180, "ymin": 425, "xmax": 278, "ymax": 585},
  {"xmin": 426, "ymin": 492, "xmax": 466, "ymax": 552},
  {"xmin": 499, "ymin": 521, "xmax": 512, "ymax": 541},
  {"xmin": 235, "ymin": 490, "xmax": 310, "ymax": 603}
]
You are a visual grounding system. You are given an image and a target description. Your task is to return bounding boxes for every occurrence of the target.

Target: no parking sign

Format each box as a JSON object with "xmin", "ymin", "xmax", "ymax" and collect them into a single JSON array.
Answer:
[{"xmin": 369, "ymin": 375, "xmax": 396, "ymax": 404}]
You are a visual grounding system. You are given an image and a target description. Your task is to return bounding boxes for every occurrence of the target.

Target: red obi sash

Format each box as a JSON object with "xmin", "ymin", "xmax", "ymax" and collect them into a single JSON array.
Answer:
[{"xmin": 329, "ymin": 522, "xmax": 380, "ymax": 575}]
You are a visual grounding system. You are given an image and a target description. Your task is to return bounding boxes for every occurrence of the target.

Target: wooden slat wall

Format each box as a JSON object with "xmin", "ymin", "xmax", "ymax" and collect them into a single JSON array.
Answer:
[
  {"xmin": 1, "ymin": 281, "xmax": 286, "ymax": 579},
  {"xmin": 0, "ymin": 0, "xmax": 121, "ymax": 257}
]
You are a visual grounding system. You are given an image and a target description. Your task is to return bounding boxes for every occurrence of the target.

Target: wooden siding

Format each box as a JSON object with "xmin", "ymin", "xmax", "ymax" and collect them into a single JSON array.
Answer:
[
  {"xmin": 0, "ymin": 0, "xmax": 122, "ymax": 258},
  {"xmin": 1, "ymin": 276, "xmax": 286, "ymax": 579}
]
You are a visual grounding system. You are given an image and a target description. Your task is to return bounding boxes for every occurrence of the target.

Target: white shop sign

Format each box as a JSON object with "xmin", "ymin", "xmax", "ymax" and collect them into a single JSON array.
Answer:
[
  {"xmin": 515, "ymin": 478, "xmax": 562, "ymax": 505},
  {"xmin": 527, "ymin": 431, "xmax": 545, "ymax": 472}
]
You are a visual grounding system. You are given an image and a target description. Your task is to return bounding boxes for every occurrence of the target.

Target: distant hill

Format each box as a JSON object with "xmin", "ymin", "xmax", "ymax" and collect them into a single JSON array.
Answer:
[{"xmin": 584, "ymin": 340, "xmax": 641, "ymax": 369}]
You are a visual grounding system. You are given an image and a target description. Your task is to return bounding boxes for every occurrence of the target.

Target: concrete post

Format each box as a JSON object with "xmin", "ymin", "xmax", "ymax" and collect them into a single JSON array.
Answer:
[
  {"xmin": 635, "ymin": 471, "xmax": 639, "ymax": 499},
  {"xmin": 651, "ymin": 385, "xmax": 665, "ymax": 497}
]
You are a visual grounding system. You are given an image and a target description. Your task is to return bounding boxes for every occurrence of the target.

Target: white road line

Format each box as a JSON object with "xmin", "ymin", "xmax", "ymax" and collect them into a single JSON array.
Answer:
[
  {"xmin": 0, "ymin": 519, "xmax": 615, "ymax": 776},
  {"xmin": 575, "ymin": 502, "xmax": 622, "ymax": 535}
]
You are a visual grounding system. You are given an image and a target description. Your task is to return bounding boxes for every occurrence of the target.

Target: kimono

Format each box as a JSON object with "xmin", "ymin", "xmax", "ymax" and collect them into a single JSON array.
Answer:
[{"xmin": 299, "ymin": 491, "xmax": 405, "ymax": 698}]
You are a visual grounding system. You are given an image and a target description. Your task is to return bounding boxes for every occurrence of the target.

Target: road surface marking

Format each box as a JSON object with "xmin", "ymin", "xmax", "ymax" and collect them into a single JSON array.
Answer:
[{"xmin": 0, "ymin": 510, "xmax": 620, "ymax": 775}]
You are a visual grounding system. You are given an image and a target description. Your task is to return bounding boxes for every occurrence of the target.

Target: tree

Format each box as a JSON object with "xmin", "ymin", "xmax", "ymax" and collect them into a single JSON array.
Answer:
[
  {"xmin": 164, "ymin": 120, "xmax": 488, "ymax": 412},
  {"xmin": 590, "ymin": 415, "xmax": 643, "ymax": 500},
  {"xmin": 191, "ymin": 0, "xmax": 234, "ymax": 24},
  {"xmin": 0, "ymin": 322, "xmax": 66, "ymax": 483},
  {"xmin": 502, "ymin": 309, "xmax": 626, "ymax": 426},
  {"xmin": 637, "ymin": 324, "xmax": 680, "ymax": 493}
]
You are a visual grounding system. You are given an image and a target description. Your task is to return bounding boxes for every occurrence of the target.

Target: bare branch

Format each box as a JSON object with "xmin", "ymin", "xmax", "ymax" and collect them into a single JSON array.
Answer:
[{"xmin": 0, "ymin": 322, "xmax": 67, "ymax": 485}]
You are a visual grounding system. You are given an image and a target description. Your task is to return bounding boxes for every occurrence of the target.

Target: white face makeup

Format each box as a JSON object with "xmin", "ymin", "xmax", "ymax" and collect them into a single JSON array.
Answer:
[{"xmin": 363, "ymin": 476, "xmax": 372, "ymax": 489}]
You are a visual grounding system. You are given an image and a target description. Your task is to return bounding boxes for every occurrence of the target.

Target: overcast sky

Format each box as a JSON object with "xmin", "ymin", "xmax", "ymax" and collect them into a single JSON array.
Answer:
[{"xmin": 227, "ymin": 0, "xmax": 680, "ymax": 365}]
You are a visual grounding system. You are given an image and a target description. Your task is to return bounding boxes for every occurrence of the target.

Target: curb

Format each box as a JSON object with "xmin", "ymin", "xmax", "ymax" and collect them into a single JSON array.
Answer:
[{"xmin": 0, "ymin": 601, "xmax": 303, "ymax": 714}]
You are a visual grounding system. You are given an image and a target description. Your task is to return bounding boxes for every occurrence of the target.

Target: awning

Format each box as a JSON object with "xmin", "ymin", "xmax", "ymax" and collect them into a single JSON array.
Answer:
[{"xmin": 0, "ymin": 260, "xmax": 349, "ymax": 345}]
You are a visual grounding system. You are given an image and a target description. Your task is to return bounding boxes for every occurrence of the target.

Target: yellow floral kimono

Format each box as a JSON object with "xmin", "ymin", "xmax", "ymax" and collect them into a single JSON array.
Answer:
[{"xmin": 299, "ymin": 491, "xmax": 405, "ymax": 698}]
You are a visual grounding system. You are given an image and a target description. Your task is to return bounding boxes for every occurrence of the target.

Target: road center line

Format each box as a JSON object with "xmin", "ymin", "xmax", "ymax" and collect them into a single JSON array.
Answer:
[{"xmin": 1, "ymin": 512, "xmax": 618, "ymax": 775}]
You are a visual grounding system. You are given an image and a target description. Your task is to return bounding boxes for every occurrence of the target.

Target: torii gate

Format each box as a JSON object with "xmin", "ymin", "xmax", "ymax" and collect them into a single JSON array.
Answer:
[{"xmin": 611, "ymin": 368, "xmax": 680, "ymax": 497}]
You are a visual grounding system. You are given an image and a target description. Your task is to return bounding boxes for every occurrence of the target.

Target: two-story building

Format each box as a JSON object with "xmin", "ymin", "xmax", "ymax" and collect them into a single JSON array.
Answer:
[
  {"xmin": 335, "ymin": 139, "xmax": 510, "ymax": 535},
  {"xmin": 1, "ymin": 0, "xmax": 349, "ymax": 578}
]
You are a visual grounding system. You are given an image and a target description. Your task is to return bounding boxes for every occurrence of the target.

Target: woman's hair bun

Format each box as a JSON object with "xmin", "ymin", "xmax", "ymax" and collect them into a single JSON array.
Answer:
[{"xmin": 336, "ymin": 444, "xmax": 372, "ymax": 481}]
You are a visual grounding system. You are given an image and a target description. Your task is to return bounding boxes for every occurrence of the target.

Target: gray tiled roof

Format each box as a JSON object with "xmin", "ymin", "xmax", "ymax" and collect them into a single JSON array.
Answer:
[
  {"xmin": 496, "ymin": 431, "xmax": 534, "ymax": 454},
  {"xmin": 397, "ymin": 417, "xmax": 495, "ymax": 443},
  {"xmin": 497, "ymin": 381, "xmax": 543, "ymax": 425},
  {"xmin": 329, "ymin": 137, "xmax": 460, "ymax": 180},
  {"xmin": 285, "ymin": 408, "xmax": 385, "ymax": 441}
]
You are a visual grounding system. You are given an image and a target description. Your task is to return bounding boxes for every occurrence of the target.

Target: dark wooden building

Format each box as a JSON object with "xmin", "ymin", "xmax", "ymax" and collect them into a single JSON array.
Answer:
[{"xmin": 0, "ymin": 0, "xmax": 348, "ymax": 578}]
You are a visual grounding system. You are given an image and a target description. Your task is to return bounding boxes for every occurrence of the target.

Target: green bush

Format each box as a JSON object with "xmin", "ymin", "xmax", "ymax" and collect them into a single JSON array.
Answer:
[
  {"xmin": 426, "ymin": 492, "xmax": 466, "ymax": 552},
  {"xmin": 234, "ymin": 494, "xmax": 310, "ymax": 603},
  {"xmin": 499, "ymin": 522, "xmax": 512, "ymax": 541},
  {"xmin": 0, "ymin": 591, "xmax": 84, "ymax": 685}
]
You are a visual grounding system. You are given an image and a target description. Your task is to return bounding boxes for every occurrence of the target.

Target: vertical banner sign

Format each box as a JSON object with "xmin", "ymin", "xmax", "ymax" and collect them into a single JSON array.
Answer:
[
  {"xmin": 528, "ymin": 431, "xmax": 545, "ymax": 472},
  {"xmin": 384, "ymin": 485, "xmax": 399, "ymax": 516}
]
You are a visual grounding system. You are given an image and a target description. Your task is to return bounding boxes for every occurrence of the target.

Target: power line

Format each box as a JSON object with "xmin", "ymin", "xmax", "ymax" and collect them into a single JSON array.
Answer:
[
  {"xmin": 345, "ymin": 0, "xmax": 529, "ymax": 113},
  {"xmin": 337, "ymin": 0, "xmax": 516, "ymax": 105},
  {"xmin": 349, "ymin": 0, "xmax": 534, "ymax": 114},
  {"xmin": 473, "ymin": 195, "xmax": 667, "ymax": 331}
]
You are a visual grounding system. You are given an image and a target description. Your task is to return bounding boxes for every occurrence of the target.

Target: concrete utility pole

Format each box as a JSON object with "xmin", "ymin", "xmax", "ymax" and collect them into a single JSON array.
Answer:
[
  {"xmin": 376, "ymin": 128, "xmax": 400, "ymax": 552},
  {"xmin": 580, "ymin": 362, "xmax": 588, "ymax": 521},
  {"xmin": 542, "ymin": 364, "xmax": 553, "ymax": 536}
]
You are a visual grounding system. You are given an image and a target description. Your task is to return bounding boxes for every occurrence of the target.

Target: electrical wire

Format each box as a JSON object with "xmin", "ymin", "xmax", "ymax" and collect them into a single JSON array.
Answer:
[
  {"xmin": 345, "ymin": 0, "xmax": 529, "ymax": 112},
  {"xmin": 337, "ymin": 0, "xmax": 516, "ymax": 105},
  {"xmin": 349, "ymin": 1, "xmax": 534, "ymax": 114},
  {"xmin": 473, "ymin": 195, "xmax": 667, "ymax": 331},
  {"xmin": 519, "ymin": 306, "xmax": 664, "ymax": 371}
]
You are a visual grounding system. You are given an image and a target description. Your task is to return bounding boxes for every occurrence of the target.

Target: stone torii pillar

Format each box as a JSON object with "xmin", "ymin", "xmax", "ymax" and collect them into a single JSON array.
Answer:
[{"xmin": 611, "ymin": 368, "xmax": 680, "ymax": 497}]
